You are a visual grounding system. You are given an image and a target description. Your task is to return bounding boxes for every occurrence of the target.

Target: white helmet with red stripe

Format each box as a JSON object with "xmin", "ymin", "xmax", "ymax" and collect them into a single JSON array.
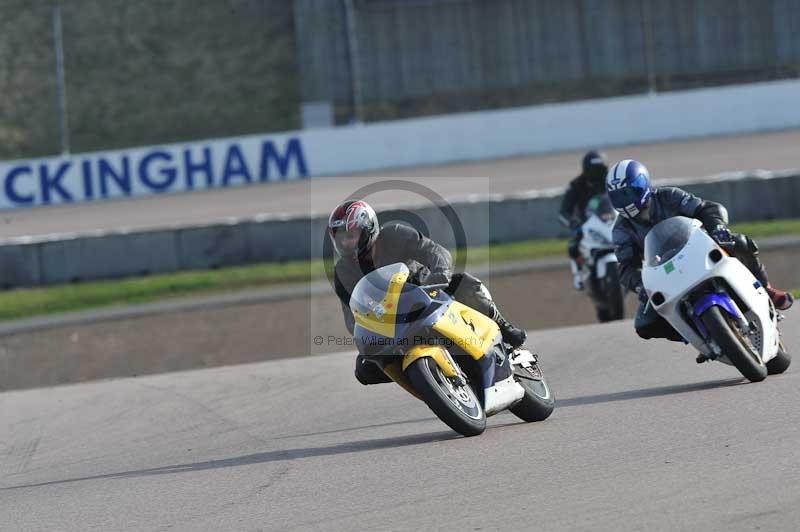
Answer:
[{"xmin": 328, "ymin": 200, "xmax": 380, "ymax": 257}]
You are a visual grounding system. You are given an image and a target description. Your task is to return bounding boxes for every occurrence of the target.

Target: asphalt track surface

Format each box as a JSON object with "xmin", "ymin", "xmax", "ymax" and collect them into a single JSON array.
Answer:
[
  {"xmin": 3, "ymin": 314, "xmax": 800, "ymax": 531},
  {"xmin": 2, "ymin": 129, "xmax": 799, "ymax": 239}
]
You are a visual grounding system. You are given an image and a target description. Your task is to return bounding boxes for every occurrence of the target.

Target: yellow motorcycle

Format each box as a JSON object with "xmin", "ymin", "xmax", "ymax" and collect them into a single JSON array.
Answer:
[{"xmin": 350, "ymin": 263, "xmax": 554, "ymax": 436}]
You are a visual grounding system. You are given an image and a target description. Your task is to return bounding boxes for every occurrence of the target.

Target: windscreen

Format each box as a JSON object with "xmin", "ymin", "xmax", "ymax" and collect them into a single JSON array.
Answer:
[
  {"xmin": 349, "ymin": 263, "xmax": 409, "ymax": 316},
  {"xmin": 643, "ymin": 217, "xmax": 695, "ymax": 267}
]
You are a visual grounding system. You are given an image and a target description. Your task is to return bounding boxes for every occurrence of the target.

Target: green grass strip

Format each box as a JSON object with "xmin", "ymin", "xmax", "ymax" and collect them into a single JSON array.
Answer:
[
  {"xmin": 0, "ymin": 238, "xmax": 569, "ymax": 321},
  {"xmin": 0, "ymin": 217, "xmax": 798, "ymax": 322},
  {"xmin": 729, "ymin": 219, "xmax": 800, "ymax": 239}
]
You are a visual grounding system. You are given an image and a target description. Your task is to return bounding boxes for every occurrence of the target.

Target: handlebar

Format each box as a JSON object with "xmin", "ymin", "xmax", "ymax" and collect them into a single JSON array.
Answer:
[{"xmin": 418, "ymin": 283, "xmax": 450, "ymax": 290}]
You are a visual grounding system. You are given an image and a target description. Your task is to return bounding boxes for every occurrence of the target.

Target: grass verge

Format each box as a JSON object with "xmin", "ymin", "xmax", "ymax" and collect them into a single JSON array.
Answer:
[{"xmin": 1, "ymin": 217, "xmax": 798, "ymax": 321}]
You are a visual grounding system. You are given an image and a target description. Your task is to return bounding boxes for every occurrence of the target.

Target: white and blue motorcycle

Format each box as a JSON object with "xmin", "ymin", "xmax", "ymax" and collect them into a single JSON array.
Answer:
[
  {"xmin": 642, "ymin": 216, "xmax": 791, "ymax": 382},
  {"xmin": 577, "ymin": 195, "xmax": 625, "ymax": 322}
]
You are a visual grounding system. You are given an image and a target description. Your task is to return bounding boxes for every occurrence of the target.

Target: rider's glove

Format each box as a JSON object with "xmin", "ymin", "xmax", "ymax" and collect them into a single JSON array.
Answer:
[
  {"xmin": 425, "ymin": 270, "xmax": 452, "ymax": 286},
  {"xmin": 405, "ymin": 261, "xmax": 427, "ymax": 285},
  {"xmin": 711, "ymin": 224, "xmax": 733, "ymax": 245}
]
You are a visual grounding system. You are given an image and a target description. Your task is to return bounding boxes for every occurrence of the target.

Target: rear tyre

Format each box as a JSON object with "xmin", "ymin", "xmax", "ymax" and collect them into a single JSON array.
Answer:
[
  {"xmin": 406, "ymin": 357, "xmax": 486, "ymax": 437},
  {"xmin": 595, "ymin": 264, "xmax": 625, "ymax": 323},
  {"xmin": 701, "ymin": 307, "xmax": 767, "ymax": 382},
  {"xmin": 767, "ymin": 342, "xmax": 791, "ymax": 375},
  {"xmin": 509, "ymin": 363, "xmax": 555, "ymax": 422},
  {"xmin": 604, "ymin": 263, "xmax": 625, "ymax": 321},
  {"xmin": 596, "ymin": 307, "xmax": 612, "ymax": 323}
]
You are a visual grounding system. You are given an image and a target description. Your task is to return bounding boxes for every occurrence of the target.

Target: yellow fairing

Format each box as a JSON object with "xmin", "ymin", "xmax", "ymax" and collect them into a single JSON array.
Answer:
[
  {"xmin": 382, "ymin": 360, "xmax": 423, "ymax": 401},
  {"xmin": 432, "ymin": 301, "xmax": 499, "ymax": 359},
  {"xmin": 401, "ymin": 345, "xmax": 458, "ymax": 377},
  {"xmin": 352, "ymin": 270, "xmax": 408, "ymax": 338}
]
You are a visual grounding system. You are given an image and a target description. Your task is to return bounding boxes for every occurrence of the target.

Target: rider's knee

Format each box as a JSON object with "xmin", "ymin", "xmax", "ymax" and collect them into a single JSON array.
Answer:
[
  {"xmin": 355, "ymin": 356, "xmax": 392, "ymax": 385},
  {"xmin": 568, "ymin": 244, "xmax": 580, "ymax": 259},
  {"xmin": 453, "ymin": 272, "xmax": 479, "ymax": 286},
  {"xmin": 636, "ymin": 322, "xmax": 682, "ymax": 341},
  {"xmin": 636, "ymin": 325, "xmax": 655, "ymax": 340},
  {"xmin": 449, "ymin": 272, "xmax": 482, "ymax": 297}
]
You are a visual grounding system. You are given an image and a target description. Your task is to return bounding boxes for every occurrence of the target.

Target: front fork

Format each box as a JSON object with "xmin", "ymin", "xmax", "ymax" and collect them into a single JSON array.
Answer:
[{"xmin": 688, "ymin": 290, "xmax": 750, "ymax": 358}]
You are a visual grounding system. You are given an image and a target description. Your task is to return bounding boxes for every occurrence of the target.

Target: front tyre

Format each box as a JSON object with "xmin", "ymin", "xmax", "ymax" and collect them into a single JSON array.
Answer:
[
  {"xmin": 509, "ymin": 363, "xmax": 555, "ymax": 422},
  {"xmin": 767, "ymin": 341, "xmax": 791, "ymax": 375},
  {"xmin": 405, "ymin": 357, "xmax": 486, "ymax": 437},
  {"xmin": 701, "ymin": 306, "xmax": 767, "ymax": 382}
]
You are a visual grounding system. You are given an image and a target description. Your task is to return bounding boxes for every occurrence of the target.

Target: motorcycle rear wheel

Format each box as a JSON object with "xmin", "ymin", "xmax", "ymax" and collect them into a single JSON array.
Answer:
[
  {"xmin": 509, "ymin": 363, "xmax": 555, "ymax": 422},
  {"xmin": 596, "ymin": 263, "xmax": 625, "ymax": 322},
  {"xmin": 767, "ymin": 341, "xmax": 791, "ymax": 375},
  {"xmin": 701, "ymin": 306, "xmax": 767, "ymax": 382},
  {"xmin": 406, "ymin": 357, "xmax": 486, "ymax": 437}
]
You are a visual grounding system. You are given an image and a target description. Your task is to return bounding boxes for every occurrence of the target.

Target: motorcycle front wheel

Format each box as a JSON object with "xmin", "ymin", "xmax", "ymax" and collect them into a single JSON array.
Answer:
[
  {"xmin": 406, "ymin": 356, "xmax": 486, "ymax": 437},
  {"xmin": 701, "ymin": 306, "xmax": 767, "ymax": 382}
]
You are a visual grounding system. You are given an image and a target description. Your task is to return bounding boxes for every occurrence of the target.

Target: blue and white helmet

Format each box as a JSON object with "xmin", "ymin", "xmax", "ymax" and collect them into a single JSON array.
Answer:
[{"xmin": 606, "ymin": 159, "xmax": 652, "ymax": 219}]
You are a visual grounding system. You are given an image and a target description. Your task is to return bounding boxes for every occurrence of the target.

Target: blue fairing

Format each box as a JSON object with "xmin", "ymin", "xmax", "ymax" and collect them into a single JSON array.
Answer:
[{"xmin": 692, "ymin": 293, "xmax": 745, "ymax": 338}]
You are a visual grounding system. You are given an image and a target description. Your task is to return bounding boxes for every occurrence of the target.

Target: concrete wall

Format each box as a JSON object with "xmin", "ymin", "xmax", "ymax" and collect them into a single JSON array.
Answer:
[
  {"xmin": 4, "ymin": 79, "xmax": 800, "ymax": 210},
  {"xmin": 296, "ymin": 79, "xmax": 800, "ymax": 175},
  {"xmin": 1, "ymin": 170, "xmax": 798, "ymax": 288}
]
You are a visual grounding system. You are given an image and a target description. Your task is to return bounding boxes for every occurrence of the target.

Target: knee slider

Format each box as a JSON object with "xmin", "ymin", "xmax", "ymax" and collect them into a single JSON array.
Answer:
[{"xmin": 450, "ymin": 272, "xmax": 479, "ymax": 293}]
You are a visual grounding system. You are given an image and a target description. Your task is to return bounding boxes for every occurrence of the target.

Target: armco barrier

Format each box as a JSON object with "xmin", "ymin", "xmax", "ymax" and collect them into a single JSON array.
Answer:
[
  {"xmin": 0, "ymin": 244, "xmax": 41, "ymax": 287},
  {"xmin": 177, "ymin": 223, "xmax": 251, "ymax": 270},
  {"xmin": 1, "ymin": 170, "xmax": 798, "ymax": 288},
  {"xmin": 38, "ymin": 230, "xmax": 179, "ymax": 285}
]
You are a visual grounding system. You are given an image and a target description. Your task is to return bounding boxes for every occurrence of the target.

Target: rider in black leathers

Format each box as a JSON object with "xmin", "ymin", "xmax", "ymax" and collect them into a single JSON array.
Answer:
[
  {"xmin": 607, "ymin": 159, "xmax": 794, "ymax": 358},
  {"xmin": 559, "ymin": 150, "xmax": 609, "ymax": 290},
  {"xmin": 328, "ymin": 200, "xmax": 528, "ymax": 385}
]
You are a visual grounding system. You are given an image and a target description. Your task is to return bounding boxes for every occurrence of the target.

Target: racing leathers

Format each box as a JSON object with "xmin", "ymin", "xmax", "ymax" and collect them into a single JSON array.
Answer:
[
  {"xmin": 333, "ymin": 223, "xmax": 527, "ymax": 384},
  {"xmin": 559, "ymin": 173, "xmax": 607, "ymax": 289},
  {"xmin": 612, "ymin": 186, "xmax": 789, "ymax": 341}
]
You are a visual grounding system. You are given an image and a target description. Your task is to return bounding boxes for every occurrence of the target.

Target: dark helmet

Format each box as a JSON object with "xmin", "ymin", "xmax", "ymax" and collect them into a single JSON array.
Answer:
[
  {"xmin": 606, "ymin": 159, "xmax": 652, "ymax": 219},
  {"xmin": 582, "ymin": 150, "xmax": 608, "ymax": 184},
  {"xmin": 328, "ymin": 200, "xmax": 380, "ymax": 258}
]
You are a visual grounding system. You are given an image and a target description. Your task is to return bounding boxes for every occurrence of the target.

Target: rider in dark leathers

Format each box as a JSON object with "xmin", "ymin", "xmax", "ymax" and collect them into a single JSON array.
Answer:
[
  {"xmin": 559, "ymin": 151, "xmax": 609, "ymax": 290},
  {"xmin": 328, "ymin": 200, "xmax": 528, "ymax": 385},
  {"xmin": 608, "ymin": 160, "xmax": 793, "ymax": 354}
]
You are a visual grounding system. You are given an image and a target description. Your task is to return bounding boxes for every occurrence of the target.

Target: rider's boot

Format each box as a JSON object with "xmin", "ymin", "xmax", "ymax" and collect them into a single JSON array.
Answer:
[
  {"xmin": 570, "ymin": 259, "xmax": 584, "ymax": 291},
  {"xmin": 733, "ymin": 235, "xmax": 793, "ymax": 311},
  {"xmin": 354, "ymin": 355, "xmax": 393, "ymax": 385},
  {"xmin": 755, "ymin": 265, "xmax": 794, "ymax": 311},
  {"xmin": 766, "ymin": 284, "xmax": 794, "ymax": 311},
  {"xmin": 494, "ymin": 313, "xmax": 527, "ymax": 349}
]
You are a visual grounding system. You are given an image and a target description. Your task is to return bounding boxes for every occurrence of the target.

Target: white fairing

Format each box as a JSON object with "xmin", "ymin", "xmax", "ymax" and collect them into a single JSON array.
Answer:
[
  {"xmin": 579, "ymin": 211, "xmax": 618, "ymax": 280},
  {"xmin": 642, "ymin": 218, "xmax": 779, "ymax": 362},
  {"xmin": 595, "ymin": 253, "xmax": 618, "ymax": 279},
  {"xmin": 483, "ymin": 374, "xmax": 525, "ymax": 417}
]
